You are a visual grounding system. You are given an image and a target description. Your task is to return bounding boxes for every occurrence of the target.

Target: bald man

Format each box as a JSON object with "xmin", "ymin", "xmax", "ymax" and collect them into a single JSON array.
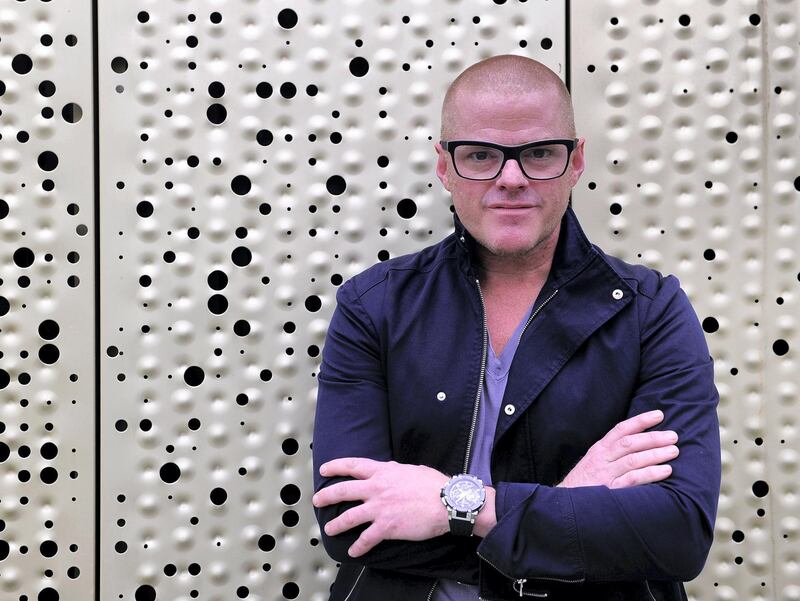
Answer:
[{"xmin": 312, "ymin": 55, "xmax": 721, "ymax": 601}]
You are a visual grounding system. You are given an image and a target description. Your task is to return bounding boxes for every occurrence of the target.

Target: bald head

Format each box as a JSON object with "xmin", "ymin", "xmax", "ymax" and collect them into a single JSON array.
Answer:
[{"xmin": 440, "ymin": 54, "xmax": 575, "ymax": 140}]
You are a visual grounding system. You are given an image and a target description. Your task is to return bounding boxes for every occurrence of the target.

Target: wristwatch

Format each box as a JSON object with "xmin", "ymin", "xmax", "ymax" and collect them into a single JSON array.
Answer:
[{"xmin": 440, "ymin": 473, "xmax": 487, "ymax": 536}]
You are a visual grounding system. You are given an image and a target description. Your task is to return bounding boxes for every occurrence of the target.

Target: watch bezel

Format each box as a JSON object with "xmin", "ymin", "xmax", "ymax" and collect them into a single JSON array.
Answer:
[{"xmin": 441, "ymin": 473, "xmax": 486, "ymax": 513}]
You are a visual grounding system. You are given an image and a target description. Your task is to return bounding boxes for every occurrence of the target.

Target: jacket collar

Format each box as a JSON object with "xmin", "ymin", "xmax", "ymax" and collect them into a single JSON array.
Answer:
[{"xmin": 452, "ymin": 202, "xmax": 600, "ymax": 289}]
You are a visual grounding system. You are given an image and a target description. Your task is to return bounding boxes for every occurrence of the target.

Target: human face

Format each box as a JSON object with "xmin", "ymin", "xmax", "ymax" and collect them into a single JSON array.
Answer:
[{"xmin": 435, "ymin": 88, "xmax": 585, "ymax": 264}]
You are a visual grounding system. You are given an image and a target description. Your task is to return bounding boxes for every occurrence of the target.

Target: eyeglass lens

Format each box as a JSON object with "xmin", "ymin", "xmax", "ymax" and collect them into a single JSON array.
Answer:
[{"xmin": 453, "ymin": 143, "xmax": 570, "ymax": 180}]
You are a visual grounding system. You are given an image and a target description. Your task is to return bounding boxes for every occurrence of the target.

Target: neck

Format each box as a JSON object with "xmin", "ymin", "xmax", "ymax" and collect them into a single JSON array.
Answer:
[{"xmin": 475, "ymin": 228, "xmax": 559, "ymax": 289}]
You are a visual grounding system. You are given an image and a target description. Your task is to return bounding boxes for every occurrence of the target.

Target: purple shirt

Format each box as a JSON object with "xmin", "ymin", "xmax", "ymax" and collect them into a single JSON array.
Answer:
[{"xmin": 433, "ymin": 299, "xmax": 536, "ymax": 601}]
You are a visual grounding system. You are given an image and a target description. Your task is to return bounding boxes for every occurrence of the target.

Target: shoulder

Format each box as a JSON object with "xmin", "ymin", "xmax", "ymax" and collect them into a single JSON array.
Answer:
[
  {"xmin": 591, "ymin": 243, "xmax": 678, "ymax": 302},
  {"xmin": 342, "ymin": 233, "xmax": 461, "ymax": 300}
]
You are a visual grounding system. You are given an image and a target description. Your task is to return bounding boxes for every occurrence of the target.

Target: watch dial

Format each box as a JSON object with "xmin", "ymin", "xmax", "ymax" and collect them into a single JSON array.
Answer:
[{"xmin": 447, "ymin": 478, "xmax": 484, "ymax": 511}]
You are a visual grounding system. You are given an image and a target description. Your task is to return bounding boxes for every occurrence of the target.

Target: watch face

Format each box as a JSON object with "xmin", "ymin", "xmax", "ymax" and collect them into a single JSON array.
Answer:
[{"xmin": 445, "ymin": 475, "xmax": 486, "ymax": 512}]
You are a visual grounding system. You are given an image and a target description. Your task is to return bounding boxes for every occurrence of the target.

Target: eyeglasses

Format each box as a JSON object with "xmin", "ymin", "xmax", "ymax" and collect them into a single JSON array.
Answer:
[{"xmin": 439, "ymin": 138, "xmax": 578, "ymax": 181}]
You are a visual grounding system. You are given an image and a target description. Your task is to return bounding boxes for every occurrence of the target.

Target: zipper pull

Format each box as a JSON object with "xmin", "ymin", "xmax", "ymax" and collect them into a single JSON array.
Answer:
[{"xmin": 514, "ymin": 578, "xmax": 527, "ymax": 597}]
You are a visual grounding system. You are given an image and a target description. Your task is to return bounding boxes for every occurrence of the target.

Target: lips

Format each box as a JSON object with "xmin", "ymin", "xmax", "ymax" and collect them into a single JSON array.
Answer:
[{"xmin": 487, "ymin": 204, "xmax": 538, "ymax": 209}]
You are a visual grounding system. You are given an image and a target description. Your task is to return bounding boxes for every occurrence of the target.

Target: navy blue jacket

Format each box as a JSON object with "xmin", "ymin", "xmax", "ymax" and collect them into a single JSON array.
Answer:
[{"xmin": 312, "ymin": 205, "xmax": 721, "ymax": 601}]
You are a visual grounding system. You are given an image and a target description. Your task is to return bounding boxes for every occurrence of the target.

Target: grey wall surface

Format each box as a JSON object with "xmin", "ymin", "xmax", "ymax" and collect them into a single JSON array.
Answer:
[{"xmin": 0, "ymin": 1, "xmax": 796, "ymax": 600}]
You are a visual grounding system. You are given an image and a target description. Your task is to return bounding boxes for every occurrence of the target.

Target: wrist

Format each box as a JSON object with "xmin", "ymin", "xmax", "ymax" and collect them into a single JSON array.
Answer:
[{"xmin": 473, "ymin": 486, "xmax": 497, "ymax": 538}]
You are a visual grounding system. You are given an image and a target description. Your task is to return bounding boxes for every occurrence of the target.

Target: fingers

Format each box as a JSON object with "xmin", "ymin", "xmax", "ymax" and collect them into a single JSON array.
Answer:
[
  {"xmin": 319, "ymin": 457, "xmax": 382, "ymax": 479},
  {"xmin": 604, "ymin": 429, "xmax": 679, "ymax": 462},
  {"xmin": 614, "ymin": 444, "xmax": 679, "ymax": 478},
  {"xmin": 324, "ymin": 504, "xmax": 372, "ymax": 537},
  {"xmin": 609, "ymin": 464, "xmax": 673, "ymax": 489},
  {"xmin": 348, "ymin": 523, "xmax": 384, "ymax": 558},
  {"xmin": 312, "ymin": 479, "xmax": 369, "ymax": 508},
  {"xmin": 603, "ymin": 410, "xmax": 666, "ymax": 446}
]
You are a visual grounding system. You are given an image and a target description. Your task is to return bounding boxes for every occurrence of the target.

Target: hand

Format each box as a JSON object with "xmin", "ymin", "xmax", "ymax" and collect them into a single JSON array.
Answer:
[
  {"xmin": 312, "ymin": 458, "xmax": 451, "ymax": 557},
  {"xmin": 558, "ymin": 410, "xmax": 679, "ymax": 489}
]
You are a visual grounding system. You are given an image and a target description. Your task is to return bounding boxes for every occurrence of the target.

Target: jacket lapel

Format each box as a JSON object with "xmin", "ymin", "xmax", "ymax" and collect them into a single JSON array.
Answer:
[{"xmin": 452, "ymin": 204, "xmax": 637, "ymax": 444}]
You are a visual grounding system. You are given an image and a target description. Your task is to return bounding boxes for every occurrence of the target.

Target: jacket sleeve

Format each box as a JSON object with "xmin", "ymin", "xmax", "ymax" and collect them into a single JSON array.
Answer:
[
  {"xmin": 311, "ymin": 278, "xmax": 477, "ymax": 579},
  {"xmin": 476, "ymin": 273, "xmax": 722, "ymax": 583}
]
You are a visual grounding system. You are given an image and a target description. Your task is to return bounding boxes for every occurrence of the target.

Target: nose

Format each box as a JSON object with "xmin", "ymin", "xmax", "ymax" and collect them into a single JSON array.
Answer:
[{"xmin": 496, "ymin": 159, "xmax": 529, "ymax": 189}]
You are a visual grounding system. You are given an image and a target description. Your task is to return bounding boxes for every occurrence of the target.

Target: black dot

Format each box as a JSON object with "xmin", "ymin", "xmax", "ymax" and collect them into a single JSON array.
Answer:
[
  {"xmin": 258, "ymin": 533, "xmax": 276, "ymax": 552},
  {"xmin": 62, "ymin": 103, "xmax": 83, "ymax": 123},
  {"xmin": 304, "ymin": 295, "xmax": 322, "ymax": 312},
  {"xmin": 208, "ymin": 81, "xmax": 225, "ymax": 98},
  {"xmin": 349, "ymin": 57, "xmax": 369, "ymax": 77},
  {"xmin": 38, "ymin": 151, "xmax": 59, "ymax": 172},
  {"xmin": 136, "ymin": 201, "xmax": 154, "ymax": 218},
  {"xmin": 160, "ymin": 462, "xmax": 181, "ymax": 484},
  {"xmin": 282, "ymin": 438, "xmax": 299, "ymax": 455},
  {"xmin": 207, "ymin": 103, "xmax": 227, "ymax": 125},
  {"xmin": 14, "ymin": 247, "xmax": 35, "ymax": 268},
  {"xmin": 256, "ymin": 82, "xmax": 273, "ymax": 98},
  {"xmin": 184, "ymin": 365, "xmax": 205, "ymax": 386},
  {"xmin": 208, "ymin": 270, "xmax": 228, "ymax": 290},
  {"xmin": 703, "ymin": 249, "xmax": 716, "ymax": 260},
  {"xmin": 326, "ymin": 175, "xmax": 346, "ymax": 196},
  {"xmin": 111, "ymin": 56, "xmax": 128, "ymax": 73},
  {"xmin": 38, "ymin": 344, "xmax": 60, "ymax": 365},
  {"xmin": 397, "ymin": 198, "xmax": 417, "ymax": 219},
  {"xmin": 233, "ymin": 320, "xmax": 251, "ymax": 336},
  {"xmin": 38, "ymin": 81, "xmax": 54, "ymax": 97},
  {"xmin": 282, "ymin": 582, "xmax": 300, "ymax": 600},
  {"xmin": 540, "ymin": 37, "xmax": 553, "ymax": 50},
  {"xmin": 231, "ymin": 246, "xmax": 252, "ymax": 267},
  {"xmin": 231, "ymin": 175, "xmax": 252, "ymax": 196},
  {"xmin": 210, "ymin": 487, "xmax": 228, "ymax": 505},
  {"xmin": 256, "ymin": 129, "xmax": 273, "ymax": 146},
  {"xmin": 12, "ymin": 54, "xmax": 33, "ymax": 75},
  {"xmin": 725, "ymin": 132, "xmax": 738, "ymax": 143},
  {"xmin": 277, "ymin": 8, "xmax": 298, "ymax": 29},
  {"xmin": 773, "ymin": 339, "xmax": 789, "ymax": 356},
  {"xmin": 678, "ymin": 14, "xmax": 691, "ymax": 26},
  {"xmin": 38, "ymin": 319, "xmax": 60, "ymax": 340},
  {"xmin": 702, "ymin": 317, "xmax": 719, "ymax": 333},
  {"xmin": 134, "ymin": 584, "xmax": 156, "ymax": 601},
  {"xmin": 280, "ymin": 82, "xmax": 297, "ymax": 98},
  {"xmin": 280, "ymin": 484, "xmax": 301, "ymax": 505},
  {"xmin": 208, "ymin": 294, "xmax": 228, "ymax": 315},
  {"xmin": 752, "ymin": 480, "xmax": 769, "ymax": 498},
  {"xmin": 793, "ymin": 176, "xmax": 800, "ymax": 192},
  {"xmin": 749, "ymin": 14, "xmax": 761, "ymax": 26}
]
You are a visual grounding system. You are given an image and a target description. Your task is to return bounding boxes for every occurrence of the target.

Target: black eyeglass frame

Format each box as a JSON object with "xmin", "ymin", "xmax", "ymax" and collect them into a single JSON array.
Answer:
[{"xmin": 439, "ymin": 138, "xmax": 579, "ymax": 181}]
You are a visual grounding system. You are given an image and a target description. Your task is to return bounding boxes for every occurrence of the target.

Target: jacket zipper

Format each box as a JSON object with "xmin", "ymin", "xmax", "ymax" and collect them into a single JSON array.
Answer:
[
  {"xmin": 427, "ymin": 282, "xmax": 562, "ymax": 601},
  {"xmin": 476, "ymin": 550, "xmax": 585, "ymax": 586},
  {"xmin": 462, "ymin": 278, "xmax": 490, "ymax": 472},
  {"xmin": 645, "ymin": 580, "xmax": 656, "ymax": 601},
  {"xmin": 343, "ymin": 566, "xmax": 366, "ymax": 601},
  {"xmin": 425, "ymin": 580, "xmax": 438, "ymax": 601}
]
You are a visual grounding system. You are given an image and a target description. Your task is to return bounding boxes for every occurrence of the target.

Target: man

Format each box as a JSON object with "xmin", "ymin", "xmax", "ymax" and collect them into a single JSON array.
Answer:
[{"xmin": 311, "ymin": 54, "xmax": 721, "ymax": 601}]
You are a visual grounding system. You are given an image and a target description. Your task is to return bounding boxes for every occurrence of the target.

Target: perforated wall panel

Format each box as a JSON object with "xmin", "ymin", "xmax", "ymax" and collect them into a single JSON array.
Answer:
[
  {"xmin": 1, "ymin": 1, "xmax": 797, "ymax": 600},
  {"xmin": 571, "ymin": 2, "xmax": 799, "ymax": 600},
  {"xmin": 0, "ymin": 2, "xmax": 95, "ymax": 600},
  {"xmin": 97, "ymin": 2, "xmax": 564, "ymax": 600}
]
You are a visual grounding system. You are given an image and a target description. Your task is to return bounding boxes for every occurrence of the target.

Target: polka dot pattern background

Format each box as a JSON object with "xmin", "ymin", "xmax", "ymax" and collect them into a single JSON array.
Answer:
[
  {"xmin": 98, "ymin": 2, "xmax": 563, "ymax": 601},
  {"xmin": 0, "ymin": 0, "xmax": 796, "ymax": 600},
  {"xmin": 0, "ymin": 1, "xmax": 95, "ymax": 601},
  {"xmin": 571, "ymin": 1, "xmax": 799, "ymax": 600}
]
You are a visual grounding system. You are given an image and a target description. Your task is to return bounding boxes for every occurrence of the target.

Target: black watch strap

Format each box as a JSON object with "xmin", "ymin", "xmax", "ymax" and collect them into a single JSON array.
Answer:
[{"xmin": 449, "ymin": 512, "xmax": 476, "ymax": 536}]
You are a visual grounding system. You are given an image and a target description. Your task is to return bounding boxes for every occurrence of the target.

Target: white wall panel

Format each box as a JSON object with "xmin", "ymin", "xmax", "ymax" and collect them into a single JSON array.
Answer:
[
  {"xmin": 0, "ymin": 1, "xmax": 95, "ymax": 600},
  {"xmin": 571, "ymin": 1, "xmax": 799, "ymax": 600},
  {"xmin": 97, "ymin": 2, "xmax": 564, "ymax": 600}
]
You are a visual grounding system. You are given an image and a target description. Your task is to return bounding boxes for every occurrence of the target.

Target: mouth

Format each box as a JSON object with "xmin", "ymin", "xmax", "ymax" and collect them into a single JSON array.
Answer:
[{"xmin": 487, "ymin": 204, "xmax": 538, "ymax": 210}]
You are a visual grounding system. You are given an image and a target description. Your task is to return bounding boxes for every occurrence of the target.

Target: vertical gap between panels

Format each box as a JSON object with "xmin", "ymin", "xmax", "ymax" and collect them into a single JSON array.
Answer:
[{"xmin": 92, "ymin": 0, "xmax": 101, "ymax": 597}]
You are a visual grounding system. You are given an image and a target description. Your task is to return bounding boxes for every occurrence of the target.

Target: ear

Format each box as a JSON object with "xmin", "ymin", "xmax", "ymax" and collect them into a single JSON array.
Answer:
[
  {"xmin": 434, "ymin": 142, "xmax": 451, "ymax": 192},
  {"xmin": 567, "ymin": 137, "xmax": 586, "ymax": 188}
]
